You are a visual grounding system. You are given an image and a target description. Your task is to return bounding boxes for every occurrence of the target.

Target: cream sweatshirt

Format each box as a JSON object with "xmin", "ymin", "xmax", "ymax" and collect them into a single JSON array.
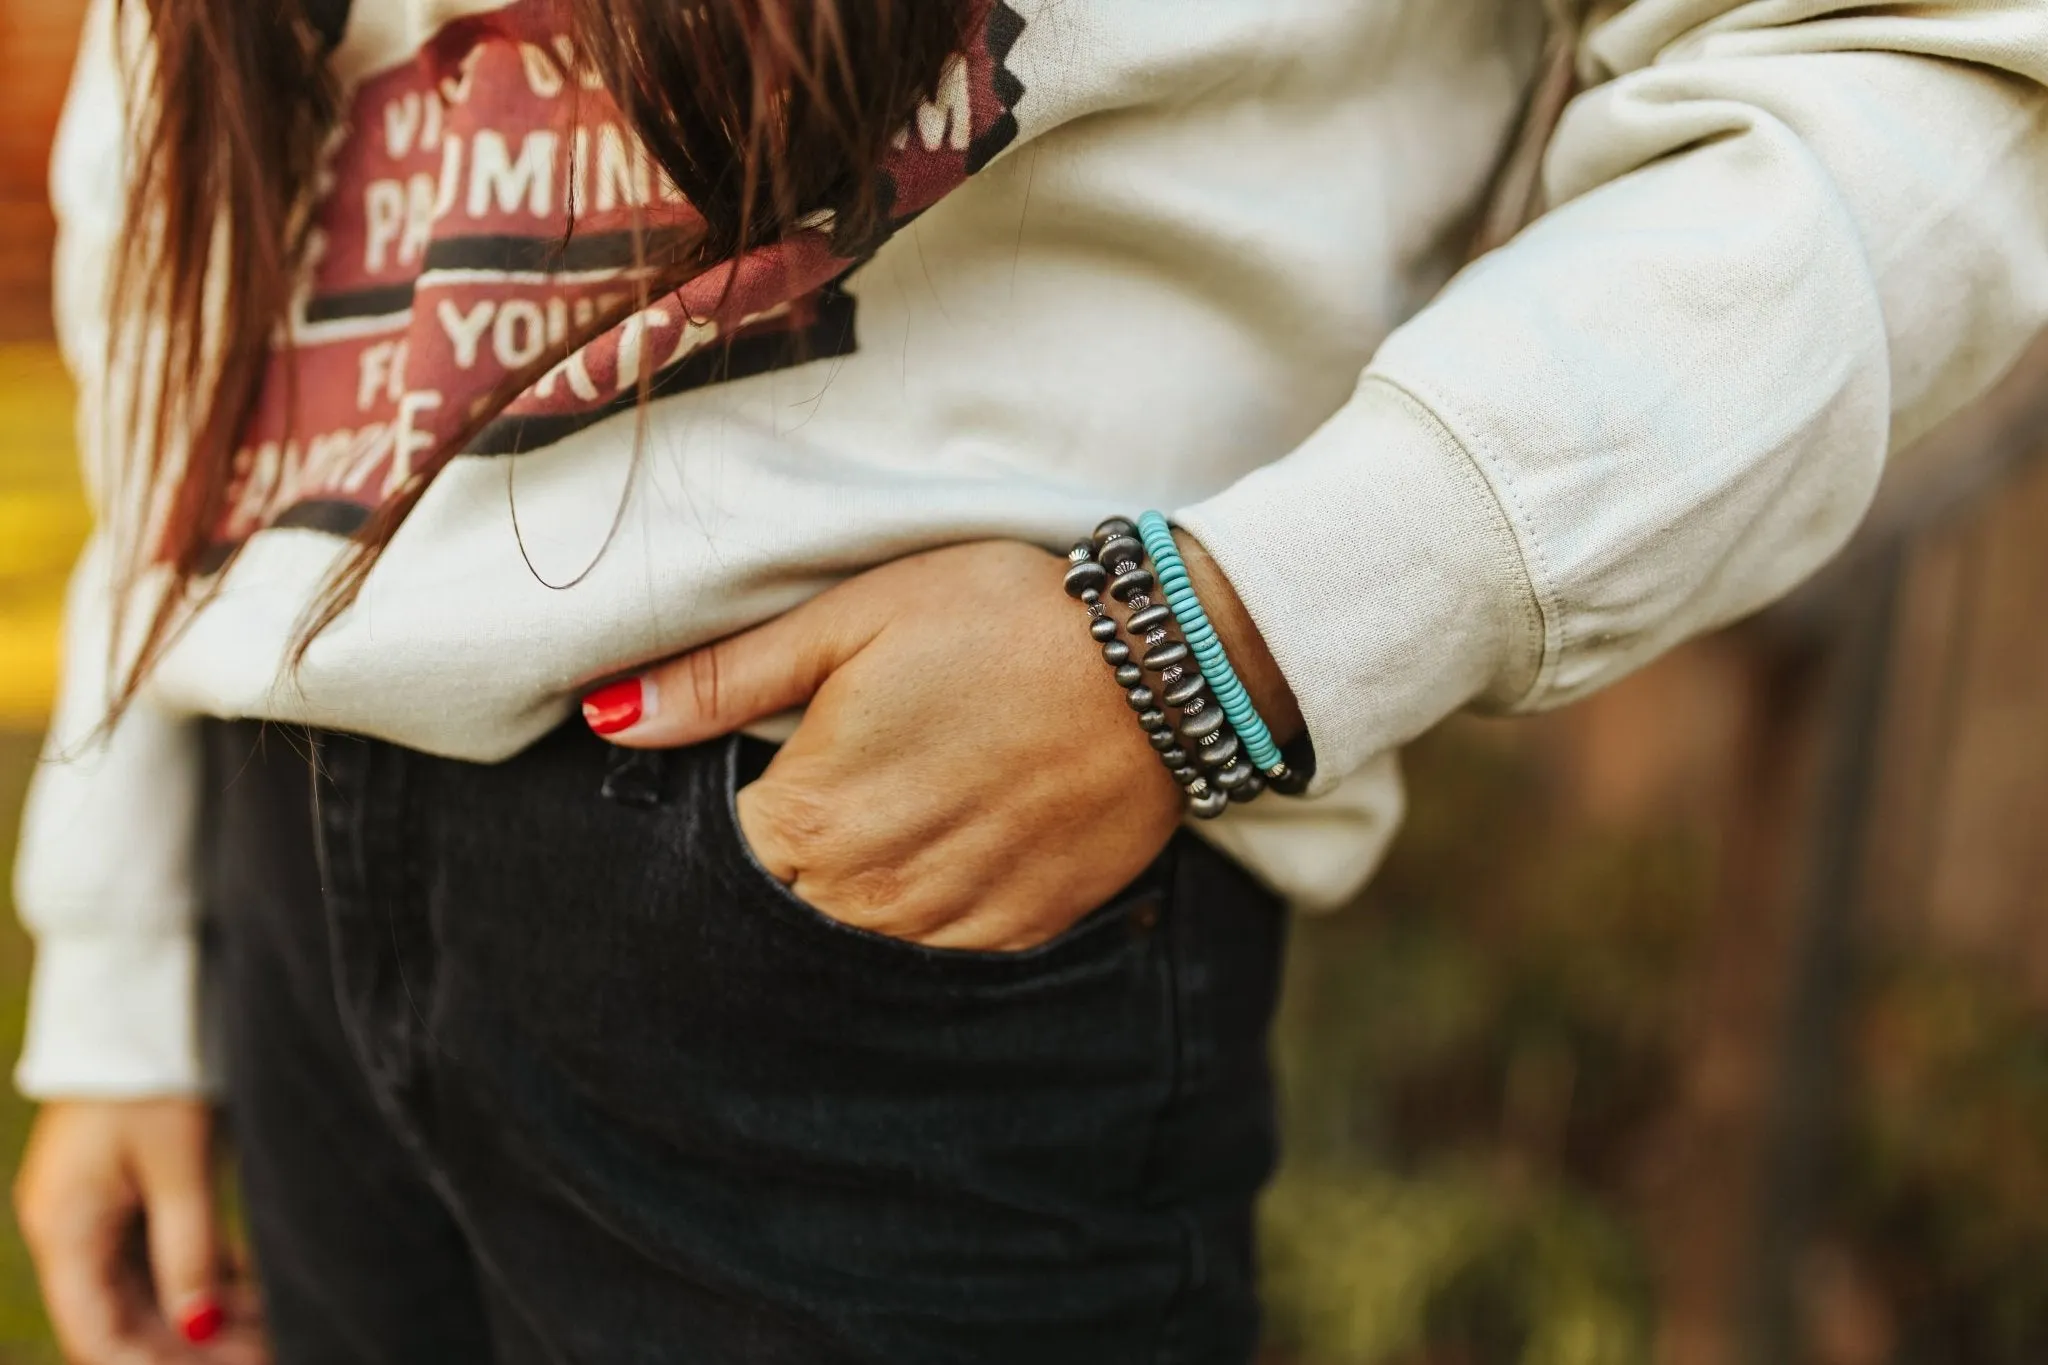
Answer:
[{"xmin": 15, "ymin": 0, "xmax": 2048, "ymax": 1096}]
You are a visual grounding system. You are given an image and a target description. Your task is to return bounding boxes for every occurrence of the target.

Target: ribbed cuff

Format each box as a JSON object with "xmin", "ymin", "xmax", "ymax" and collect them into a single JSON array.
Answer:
[
  {"xmin": 1174, "ymin": 375, "xmax": 1543, "ymax": 789},
  {"xmin": 15, "ymin": 929, "xmax": 210, "ymax": 1100}
]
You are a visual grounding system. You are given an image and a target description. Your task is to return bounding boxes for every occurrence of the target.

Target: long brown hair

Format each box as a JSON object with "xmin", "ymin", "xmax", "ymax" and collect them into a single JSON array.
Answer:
[{"xmin": 106, "ymin": 0, "xmax": 971, "ymax": 707}]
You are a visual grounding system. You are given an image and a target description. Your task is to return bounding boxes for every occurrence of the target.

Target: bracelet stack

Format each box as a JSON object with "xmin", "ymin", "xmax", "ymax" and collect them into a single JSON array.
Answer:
[{"xmin": 1063, "ymin": 513, "xmax": 1307, "ymax": 820}]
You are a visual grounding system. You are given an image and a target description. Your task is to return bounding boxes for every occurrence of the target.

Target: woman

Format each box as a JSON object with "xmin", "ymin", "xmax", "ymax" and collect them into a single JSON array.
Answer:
[{"xmin": 11, "ymin": 0, "xmax": 2046, "ymax": 1359}]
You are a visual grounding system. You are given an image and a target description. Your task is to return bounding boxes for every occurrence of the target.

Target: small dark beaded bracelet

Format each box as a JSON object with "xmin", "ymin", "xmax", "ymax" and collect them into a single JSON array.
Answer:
[
  {"xmin": 1078, "ymin": 518, "xmax": 1266, "ymax": 815},
  {"xmin": 1065, "ymin": 537, "xmax": 1234, "ymax": 819},
  {"xmin": 1091, "ymin": 518, "xmax": 1266, "ymax": 809}
]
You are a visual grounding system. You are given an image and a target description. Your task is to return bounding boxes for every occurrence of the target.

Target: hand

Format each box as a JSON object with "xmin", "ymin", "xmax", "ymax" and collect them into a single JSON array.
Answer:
[
  {"xmin": 16, "ymin": 1101, "xmax": 268, "ymax": 1365},
  {"xmin": 583, "ymin": 536, "xmax": 1297, "ymax": 951}
]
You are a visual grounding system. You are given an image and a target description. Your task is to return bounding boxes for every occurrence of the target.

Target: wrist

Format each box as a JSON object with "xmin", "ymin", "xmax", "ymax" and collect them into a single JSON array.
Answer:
[{"xmin": 1172, "ymin": 530, "xmax": 1304, "ymax": 747}]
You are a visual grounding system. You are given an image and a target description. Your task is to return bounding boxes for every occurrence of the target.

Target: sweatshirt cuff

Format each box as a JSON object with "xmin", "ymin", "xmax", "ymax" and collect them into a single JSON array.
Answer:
[
  {"xmin": 1174, "ymin": 375, "xmax": 1543, "ymax": 787},
  {"xmin": 14, "ymin": 929, "xmax": 210, "ymax": 1100}
]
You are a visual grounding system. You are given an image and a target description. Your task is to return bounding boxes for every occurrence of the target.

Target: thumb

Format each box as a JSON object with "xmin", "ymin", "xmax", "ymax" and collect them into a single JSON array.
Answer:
[
  {"xmin": 584, "ymin": 587, "xmax": 882, "ymax": 748},
  {"xmin": 128, "ymin": 1108, "xmax": 221, "ymax": 1345}
]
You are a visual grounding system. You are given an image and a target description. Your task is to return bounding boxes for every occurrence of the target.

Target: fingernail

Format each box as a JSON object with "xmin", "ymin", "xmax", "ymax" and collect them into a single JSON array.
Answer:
[
  {"xmin": 582, "ymin": 677, "xmax": 647, "ymax": 736},
  {"xmin": 178, "ymin": 1295, "xmax": 224, "ymax": 1344}
]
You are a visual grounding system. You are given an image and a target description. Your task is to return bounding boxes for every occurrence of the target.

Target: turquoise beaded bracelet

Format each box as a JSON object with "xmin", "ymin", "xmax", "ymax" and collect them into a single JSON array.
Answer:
[{"xmin": 1136, "ymin": 511, "xmax": 1288, "ymax": 776}]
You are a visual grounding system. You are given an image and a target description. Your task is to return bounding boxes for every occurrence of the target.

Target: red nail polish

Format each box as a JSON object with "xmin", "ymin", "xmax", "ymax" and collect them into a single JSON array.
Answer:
[
  {"xmin": 178, "ymin": 1296, "xmax": 224, "ymax": 1344},
  {"xmin": 582, "ymin": 678, "xmax": 644, "ymax": 736}
]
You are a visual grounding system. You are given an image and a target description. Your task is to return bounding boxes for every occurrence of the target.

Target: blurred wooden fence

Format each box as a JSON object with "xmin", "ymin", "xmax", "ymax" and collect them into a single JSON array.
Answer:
[
  {"xmin": 0, "ymin": 0, "xmax": 85, "ymax": 344},
  {"xmin": 0, "ymin": 1, "xmax": 89, "ymax": 723}
]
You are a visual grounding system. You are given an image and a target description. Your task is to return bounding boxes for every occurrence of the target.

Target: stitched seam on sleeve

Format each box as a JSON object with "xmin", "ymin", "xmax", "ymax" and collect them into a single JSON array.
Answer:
[{"xmin": 1357, "ymin": 373, "xmax": 1554, "ymax": 709}]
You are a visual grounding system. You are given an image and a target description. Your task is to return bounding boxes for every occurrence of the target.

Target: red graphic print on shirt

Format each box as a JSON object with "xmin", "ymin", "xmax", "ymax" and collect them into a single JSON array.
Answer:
[{"xmin": 209, "ymin": 0, "xmax": 1026, "ymax": 563}]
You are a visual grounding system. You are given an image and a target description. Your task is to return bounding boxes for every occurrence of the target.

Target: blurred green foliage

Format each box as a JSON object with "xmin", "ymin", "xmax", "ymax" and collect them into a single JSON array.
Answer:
[
  {"xmin": 1259, "ymin": 724, "xmax": 1697, "ymax": 1364},
  {"xmin": 0, "ymin": 730, "xmax": 59, "ymax": 1364},
  {"xmin": 1258, "ymin": 720, "xmax": 2048, "ymax": 1365},
  {"xmin": 1833, "ymin": 954, "xmax": 2048, "ymax": 1363},
  {"xmin": 1262, "ymin": 1166, "xmax": 1644, "ymax": 1365}
]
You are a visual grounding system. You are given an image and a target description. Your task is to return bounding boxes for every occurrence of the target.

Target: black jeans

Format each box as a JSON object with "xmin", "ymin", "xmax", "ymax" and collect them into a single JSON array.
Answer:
[{"xmin": 201, "ymin": 718, "xmax": 1287, "ymax": 1365}]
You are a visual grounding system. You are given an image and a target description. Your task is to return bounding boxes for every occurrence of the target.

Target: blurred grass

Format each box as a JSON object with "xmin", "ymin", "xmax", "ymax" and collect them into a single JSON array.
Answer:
[{"xmin": 0, "ymin": 341, "xmax": 74, "ymax": 1360}]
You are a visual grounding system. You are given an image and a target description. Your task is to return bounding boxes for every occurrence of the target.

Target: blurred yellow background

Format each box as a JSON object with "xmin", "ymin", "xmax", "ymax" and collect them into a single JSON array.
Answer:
[
  {"xmin": 0, "ymin": 0, "xmax": 88, "ymax": 725},
  {"xmin": 0, "ymin": 343, "xmax": 84, "ymax": 725}
]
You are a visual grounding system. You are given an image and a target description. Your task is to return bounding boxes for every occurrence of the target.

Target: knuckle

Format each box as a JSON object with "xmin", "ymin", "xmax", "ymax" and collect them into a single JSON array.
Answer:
[
  {"xmin": 750, "ymin": 782, "xmax": 836, "ymax": 860},
  {"xmin": 832, "ymin": 862, "xmax": 910, "ymax": 919},
  {"xmin": 745, "ymin": 787, "xmax": 938, "ymax": 936},
  {"xmin": 678, "ymin": 645, "xmax": 725, "ymax": 720}
]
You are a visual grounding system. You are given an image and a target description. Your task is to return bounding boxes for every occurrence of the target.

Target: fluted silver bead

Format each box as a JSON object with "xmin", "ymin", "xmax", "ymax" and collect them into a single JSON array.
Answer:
[
  {"xmin": 1126, "ymin": 603, "xmax": 1174, "ymax": 636},
  {"xmin": 1097, "ymin": 535, "xmax": 1144, "ymax": 571},
  {"xmin": 1109, "ymin": 568, "xmax": 1156, "ymax": 603},
  {"xmin": 1179, "ymin": 706, "xmax": 1226, "ymax": 743},
  {"xmin": 1092, "ymin": 517, "xmax": 1137, "ymax": 550},
  {"xmin": 1164, "ymin": 673, "xmax": 1208, "ymax": 709},
  {"xmin": 1143, "ymin": 640, "xmax": 1190, "ymax": 673},
  {"xmin": 1063, "ymin": 560, "xmax": 1108, "ymax": 599}
]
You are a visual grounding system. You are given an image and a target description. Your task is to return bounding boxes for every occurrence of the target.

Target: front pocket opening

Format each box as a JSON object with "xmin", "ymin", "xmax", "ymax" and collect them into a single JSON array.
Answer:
[{"xmin": 711, "ymin": 734, "xmax": 1170, "ymax": 975}]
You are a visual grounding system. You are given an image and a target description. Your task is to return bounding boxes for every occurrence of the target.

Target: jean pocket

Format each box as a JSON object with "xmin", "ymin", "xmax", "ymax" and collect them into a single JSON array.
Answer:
[
  {"xmin": 708, "ymin": 735, "xmax": 1169, "ymax": 985},
  {"xmin": 418, "ymin": 730, "xmax": 1193, "ymax": 1357}
]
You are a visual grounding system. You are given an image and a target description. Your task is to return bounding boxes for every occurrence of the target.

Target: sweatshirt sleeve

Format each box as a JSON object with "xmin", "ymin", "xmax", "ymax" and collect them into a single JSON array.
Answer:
[
  {"xmin": 1176, "ymin": 0, "xmax": 2048, "ymax": 785},
  {"xmin": 15, "ymin": 539, "xmax": 209, "ymax": 1099},
  {"xmin": 14, "ymin": 0, "xmax": 211, "ymax": 1100}
]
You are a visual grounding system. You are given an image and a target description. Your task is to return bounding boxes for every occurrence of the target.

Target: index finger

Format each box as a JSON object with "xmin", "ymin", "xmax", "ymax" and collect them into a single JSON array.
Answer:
[{"xmin": 32, "ymin": 1213, "xmax": 164, "ymax": 1365}]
